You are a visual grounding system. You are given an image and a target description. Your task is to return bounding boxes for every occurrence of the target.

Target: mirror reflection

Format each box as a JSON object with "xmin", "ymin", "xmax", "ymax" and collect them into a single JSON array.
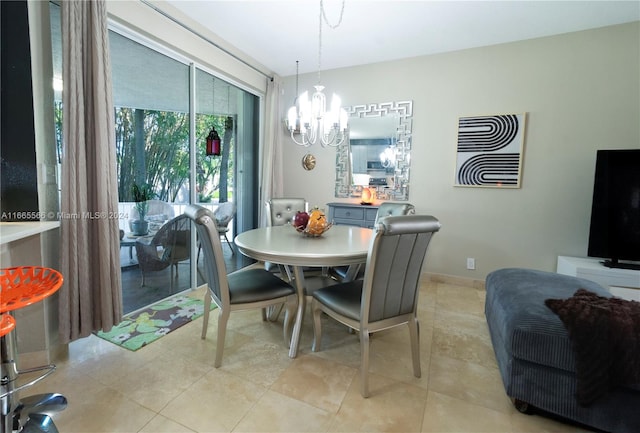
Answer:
[{"xmin": 335, "ymin": 101, "xmax": 413, "ymax": 201}]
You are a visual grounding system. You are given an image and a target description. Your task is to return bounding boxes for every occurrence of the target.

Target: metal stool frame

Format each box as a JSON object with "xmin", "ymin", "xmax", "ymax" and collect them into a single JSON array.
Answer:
[{"xmin": 1, "ymin": 267, "xmax": 67, "ymax": 433}]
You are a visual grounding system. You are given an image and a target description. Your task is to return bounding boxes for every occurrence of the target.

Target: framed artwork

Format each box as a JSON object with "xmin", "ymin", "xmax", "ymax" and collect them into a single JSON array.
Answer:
[{"xmin": 454, "ymin": 113, "xmax": 527, "ymax": 188}]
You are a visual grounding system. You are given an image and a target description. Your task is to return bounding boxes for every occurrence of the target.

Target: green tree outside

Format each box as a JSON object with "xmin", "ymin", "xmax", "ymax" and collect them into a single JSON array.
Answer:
[{"xmin": 56, "ymin": 102, "xmax": 235, "ymax": 204}]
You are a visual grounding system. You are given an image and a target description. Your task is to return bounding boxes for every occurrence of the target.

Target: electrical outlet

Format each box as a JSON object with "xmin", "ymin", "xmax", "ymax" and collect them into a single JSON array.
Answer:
[{"xmin": 466, "ymin": 257, "xmax": 476, "ymax": 270}]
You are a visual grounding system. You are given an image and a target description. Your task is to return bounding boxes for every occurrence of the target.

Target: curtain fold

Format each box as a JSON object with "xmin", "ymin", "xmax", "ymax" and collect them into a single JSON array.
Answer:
[
  {"xmin": 260, "ymin": 76, "xmax": 285, "ymax": 227},
  {"xmin": 59, "ymin": 0, "xmax": 122, "ymax": 343}
]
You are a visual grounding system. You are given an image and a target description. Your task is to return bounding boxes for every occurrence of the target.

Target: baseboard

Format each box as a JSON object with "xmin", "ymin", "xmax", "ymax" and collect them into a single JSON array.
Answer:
[{"xmin": 423, "ymin": 272, "xmax": 485, "ymax": 290}]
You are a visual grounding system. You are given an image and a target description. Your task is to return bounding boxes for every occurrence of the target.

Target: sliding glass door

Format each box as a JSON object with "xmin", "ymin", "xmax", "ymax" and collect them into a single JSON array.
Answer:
[{"xmin": 50, "ymin": 3, "xmax": 259, "ymax": 314}]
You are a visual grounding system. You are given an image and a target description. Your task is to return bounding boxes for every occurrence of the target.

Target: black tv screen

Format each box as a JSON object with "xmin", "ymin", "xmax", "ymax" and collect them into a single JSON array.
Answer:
[{"xmin": 587, "ymin": 149, "xmax": 640, "ymax": 270}]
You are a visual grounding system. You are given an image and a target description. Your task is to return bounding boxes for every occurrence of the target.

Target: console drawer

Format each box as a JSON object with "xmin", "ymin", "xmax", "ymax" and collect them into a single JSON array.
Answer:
[{"xmin": 333, "ymin": 207, "xmax": 364, "ymax": 221}]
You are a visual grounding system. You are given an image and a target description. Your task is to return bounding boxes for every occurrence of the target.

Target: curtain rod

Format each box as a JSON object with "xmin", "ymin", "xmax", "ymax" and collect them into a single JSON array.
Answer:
[{"xmin": 140, "ymin": 0, "xmax": 274, "ymax": 81}]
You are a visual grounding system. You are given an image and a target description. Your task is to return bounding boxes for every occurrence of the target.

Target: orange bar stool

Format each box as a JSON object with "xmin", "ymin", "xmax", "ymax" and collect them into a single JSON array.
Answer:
[{"xmin": 1, "ymin": 267, "xmax": 67, "ymax": 433}]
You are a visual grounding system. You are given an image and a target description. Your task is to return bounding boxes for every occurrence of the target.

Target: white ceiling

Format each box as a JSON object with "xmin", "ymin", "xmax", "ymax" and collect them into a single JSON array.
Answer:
[{"xmin": 165, "ymin": 0, "xmax": 640, "ymax": 77}]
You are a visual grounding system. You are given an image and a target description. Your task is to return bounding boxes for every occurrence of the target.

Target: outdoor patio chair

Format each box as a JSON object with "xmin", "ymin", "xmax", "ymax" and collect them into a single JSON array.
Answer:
[
  {"xmin": 311, "ymin": 214, "xmax": 441, "ymax": 397},
  {"xmin": 135, "ymin": 213, "xmax": 190, "ymax": 288},
  {"xmin": 213, "ymin": 201, "xmax": 236, "ymax": 254},
  {"xmin": 129, "ymin": 199, "xmax": 175, "ymax": 232}
]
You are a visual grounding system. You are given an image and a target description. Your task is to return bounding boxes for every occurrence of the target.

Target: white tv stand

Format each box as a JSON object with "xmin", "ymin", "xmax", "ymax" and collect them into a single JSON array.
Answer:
[{"xmin": 557, "ymin": 256, "xmax": 640, "ymax": 301}]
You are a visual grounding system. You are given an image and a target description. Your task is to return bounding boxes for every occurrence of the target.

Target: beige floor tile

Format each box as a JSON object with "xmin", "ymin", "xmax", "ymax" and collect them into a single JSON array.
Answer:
[
  {"xmin": 432, "ymin": 309, "xmax": 496, "ymax": 368},
  {"xmin": 422, "ymin": 391, "xmax": 512, "ymax": 433},
  {"xmin": 428, "ymin": 354, "xmax": 513, "ymax": 414},
  {"xmin": 327, "ymin": 374, "xmax": 427, "ymax": 432},
  {"xmin": 368, "ymin": 326, "xmax": 431, "ymax": 390},
  {"xmin": 218, "ymin": 336, "xmax": 295, "ymax": 388},
  {"xmin": 417, "ymin": 280, "xmax": 438, "ymax": 313},
  {"xmin": 233, "ymin": 390, "xmax": 333, "ymax": 432},
  {"xmin": 306, "ymin": 321, "xmax": 363, "ymax": 368},
  {"xmin": 109, "ymin": 352, "xmax": 212, "ymax": 412},
  {"xmin": 509, "ymin": 410, "xmax": 592, "ymax": 433},
  {"xmin": 160, "ymin": 368, "xmax": 267, "ymax": 432},
  {"xmin": 140, "ymin": 414, "xmax": 196, "ymax": 432},
  {"xmin": 67, "ymin": 340, "xmax": 162, "ymax": 386},
  {"xmin": 435, "ymin": 283, "xmax": 485, "ymax": 317},
  {"xmin": 271, "ymin": 354, "xmax": 357, "ymax": 412},
  {"xmin": 49, "ymin": 386, "xmax": 156, "ymax": 433}
]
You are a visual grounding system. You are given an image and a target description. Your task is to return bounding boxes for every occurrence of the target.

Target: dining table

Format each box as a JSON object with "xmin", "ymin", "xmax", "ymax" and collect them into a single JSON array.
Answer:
[{"xmin": 234, "ymin": 224, "xmax": 374, "ymax": 358}]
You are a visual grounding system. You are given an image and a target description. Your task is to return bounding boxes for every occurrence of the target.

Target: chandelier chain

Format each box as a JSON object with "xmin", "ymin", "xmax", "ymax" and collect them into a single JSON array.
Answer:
[
  {"xmin": 321, "ymin": 0, "xmax": 345, "ymax": 29},
  {"xmin": 317, "ymin": 3, "xmax": 322, "ymax": 84},
  {"xmin": 295, "ymin": 60, "xmax": 299, "ymax": 96},
  {"xmin": 317, "ymin": 0, "xmax": 345, "ymax": 84}
]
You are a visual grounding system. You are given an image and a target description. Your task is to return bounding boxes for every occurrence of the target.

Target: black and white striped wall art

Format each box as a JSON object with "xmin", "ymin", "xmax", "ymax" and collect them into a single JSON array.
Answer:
[{"xmin": 454, "ymin": 113, "xmax": 526, "ymax": 188}]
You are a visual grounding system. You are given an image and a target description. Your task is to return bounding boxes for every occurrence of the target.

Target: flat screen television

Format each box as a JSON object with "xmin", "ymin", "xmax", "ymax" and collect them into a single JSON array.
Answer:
[{"xmin": 587, "ymin": 149, "xmax": 640, "ymax": 270}]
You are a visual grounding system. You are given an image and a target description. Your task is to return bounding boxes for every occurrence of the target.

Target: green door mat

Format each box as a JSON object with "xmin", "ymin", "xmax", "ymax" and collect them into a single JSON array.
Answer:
[{"xmin": 96, "ymin": 295, "xmax": 215, "ymax": 351}]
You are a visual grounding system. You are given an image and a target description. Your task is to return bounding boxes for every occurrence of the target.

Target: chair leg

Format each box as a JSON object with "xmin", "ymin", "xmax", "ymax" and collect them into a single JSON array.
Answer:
[
  {"xmin": 214, "ymin": 309, "xmax": 230, "ymax": 368},
  {"xmin": 201, "ymin": 292, "xmax": 212, "ymax": 339},
  {"xmin": 223, "ymin": 234, "xmax": 235, "ymax": 255},
  {"xmin": 311, "ymin": 301, "xmax": 323, "ymax": 352},
  {"xmin": 266, "ymin": 304, "xmax": 284, "ymax": 322},
  {"xmin": 170, "ymin": 265, "xmax": 175, "ymax": 293},
  {"xmin": 408, "ymin": 316, "xmax": 421, "ymax": 378},
  {"xmin": 360, "ymin": 330, "xmax": 371, "ymax": 398},
  {"xmin": 282, "ymin": 296, "xmax": 297, "ymax": 347}
]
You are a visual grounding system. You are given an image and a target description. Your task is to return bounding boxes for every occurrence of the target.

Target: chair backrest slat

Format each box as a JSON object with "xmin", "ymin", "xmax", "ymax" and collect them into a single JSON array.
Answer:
[{"xmin": 363, "ymin": 215, "xmax": 440, "ymax": 323}]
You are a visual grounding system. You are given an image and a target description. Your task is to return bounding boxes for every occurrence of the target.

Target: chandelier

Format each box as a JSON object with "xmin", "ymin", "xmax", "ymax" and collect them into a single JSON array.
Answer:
[
  {"xmin": 380, "ymin": 146, "xmax": 396, "ymax": 168},
  {"xmin": 286, "ymin": 0, "xmax": 348, "ymax": 148}
]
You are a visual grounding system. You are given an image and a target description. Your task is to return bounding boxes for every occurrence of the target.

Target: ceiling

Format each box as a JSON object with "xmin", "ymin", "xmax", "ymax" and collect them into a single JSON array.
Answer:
[{"xmin": 164, "ymin": 1, "xmax": 640, "ymax": 77}]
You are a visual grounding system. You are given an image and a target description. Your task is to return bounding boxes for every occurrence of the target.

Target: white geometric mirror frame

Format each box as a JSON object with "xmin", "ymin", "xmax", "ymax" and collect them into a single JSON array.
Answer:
[{"xmin": 335, "ymin": 100, "xmax": 413, "ymax": 200}]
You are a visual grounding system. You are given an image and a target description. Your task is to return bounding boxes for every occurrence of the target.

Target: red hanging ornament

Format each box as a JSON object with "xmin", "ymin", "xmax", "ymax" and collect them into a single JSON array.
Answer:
[{"xmin": 206, "ymin": 128, "xmax": 221, "ymax": 156}]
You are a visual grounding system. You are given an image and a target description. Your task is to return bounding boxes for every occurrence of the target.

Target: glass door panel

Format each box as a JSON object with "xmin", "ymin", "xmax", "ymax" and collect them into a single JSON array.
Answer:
[{"xmin": 110, "ymin": 30, "xmax": 192, "ymax": 313}]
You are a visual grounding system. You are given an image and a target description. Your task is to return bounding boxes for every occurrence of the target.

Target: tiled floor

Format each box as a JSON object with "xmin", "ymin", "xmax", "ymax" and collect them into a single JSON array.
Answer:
[{"xmin": 23, "ymin": 279, "xmax": 590, "ymax": 433}]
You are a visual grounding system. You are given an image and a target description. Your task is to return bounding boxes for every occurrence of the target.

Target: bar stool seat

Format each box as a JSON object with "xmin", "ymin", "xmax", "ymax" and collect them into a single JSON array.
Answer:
[{"xmin": 1, "ymin": 266, "xmax": 67, "ymax": 433}]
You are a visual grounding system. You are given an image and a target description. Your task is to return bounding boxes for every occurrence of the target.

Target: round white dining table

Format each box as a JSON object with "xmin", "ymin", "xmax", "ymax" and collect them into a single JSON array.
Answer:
[{"xmin": 235, "ymin": 224, "xmax": 374, "ymax": 358}]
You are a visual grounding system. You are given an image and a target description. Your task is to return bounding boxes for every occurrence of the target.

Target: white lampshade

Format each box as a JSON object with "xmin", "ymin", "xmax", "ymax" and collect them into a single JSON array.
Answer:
[{"xmin": 287, "ymin": 106, "xmax": 298, "ymax": 131}]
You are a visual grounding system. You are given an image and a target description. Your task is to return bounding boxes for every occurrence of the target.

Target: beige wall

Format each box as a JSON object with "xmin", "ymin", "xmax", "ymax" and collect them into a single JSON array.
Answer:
[{"xmin": 280, "ymin": 22, "xmax": 640, "ymax": 280}]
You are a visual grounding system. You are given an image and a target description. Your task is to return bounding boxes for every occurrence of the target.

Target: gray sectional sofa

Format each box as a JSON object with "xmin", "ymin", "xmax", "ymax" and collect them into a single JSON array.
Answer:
[{"xmin": 485, "ymin": 268, "xmax": 640, "ymax": 433}]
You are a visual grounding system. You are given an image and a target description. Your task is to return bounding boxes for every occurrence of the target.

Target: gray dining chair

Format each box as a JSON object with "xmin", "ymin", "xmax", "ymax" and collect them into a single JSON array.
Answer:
[
  {"xmin": 263, "ymin": 197, "xmax": 336, "ymax": 321},
  {"xmin": 264, "ymin": 197, "xmax": 308, "ymax": 280},
  {"xmin": 266, "ymin": 197, "xmax": 307, "ymax": 227},
  {"xmin": 184, "ymin": 204, "xmax": 298, "ymax": 368},
  {"xmin": 331, "ymin": 202, "xmax": 416, "ymax": 282},
  {"xmin": 311, "ymin": 214, "xmax": 441, "ymax": 397}
]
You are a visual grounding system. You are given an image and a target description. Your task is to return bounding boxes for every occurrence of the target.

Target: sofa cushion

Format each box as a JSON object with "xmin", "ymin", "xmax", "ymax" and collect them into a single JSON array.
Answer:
[{"xmin": 485, "ymin": 268, "xmax": 611, "ymax": 372}]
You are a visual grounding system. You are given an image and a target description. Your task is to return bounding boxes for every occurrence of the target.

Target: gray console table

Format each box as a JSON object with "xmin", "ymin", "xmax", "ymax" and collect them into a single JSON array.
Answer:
[{"xmin": 326, "ymin": 202, "xmax": 379, "ymax": 228}]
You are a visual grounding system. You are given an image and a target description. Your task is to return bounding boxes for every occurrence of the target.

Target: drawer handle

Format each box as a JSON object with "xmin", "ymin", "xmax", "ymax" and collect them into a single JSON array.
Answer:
[{"xmin": 345, "ymin": 211, "xmax": 351, "ymax": 216}]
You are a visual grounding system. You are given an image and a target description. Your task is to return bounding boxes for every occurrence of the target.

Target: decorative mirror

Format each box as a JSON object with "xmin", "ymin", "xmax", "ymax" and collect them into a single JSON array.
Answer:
[{"xmin": 335, "ymin": 101, "xmax": 413, "ymax": 200}]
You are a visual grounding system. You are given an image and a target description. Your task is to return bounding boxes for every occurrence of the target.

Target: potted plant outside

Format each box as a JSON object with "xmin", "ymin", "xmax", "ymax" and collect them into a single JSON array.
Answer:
[{"xmin": 131, "ymin": 183, "xmax": 155, "ymax": 235}]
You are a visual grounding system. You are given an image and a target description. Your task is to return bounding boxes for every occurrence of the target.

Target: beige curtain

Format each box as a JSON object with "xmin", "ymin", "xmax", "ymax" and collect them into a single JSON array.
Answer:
[
  {"xmin": 59, "ymin": 0, "xmax": 122, "ymax": 343},
  {"xmin": 260, "ymin": 76, "xmax": 285, "ymax": 226}
]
